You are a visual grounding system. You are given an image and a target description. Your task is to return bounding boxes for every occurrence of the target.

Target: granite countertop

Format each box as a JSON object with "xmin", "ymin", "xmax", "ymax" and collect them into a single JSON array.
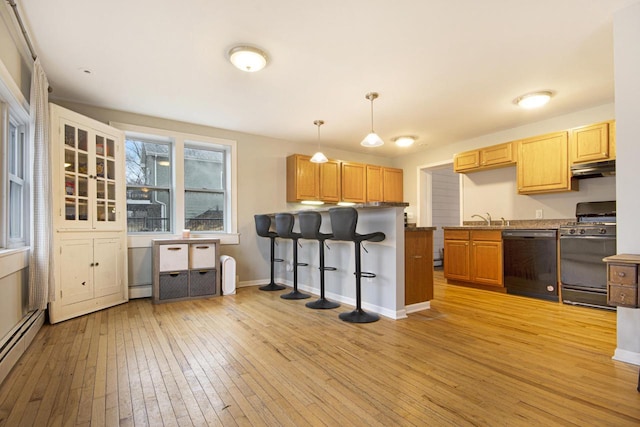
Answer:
[
  {"xmin": 443, "ymin": 219, "xmax": 573, "ymax": 230},
  {"xmin": 405, "ymin": 226, "xmax": 436, "ymax": 231}
]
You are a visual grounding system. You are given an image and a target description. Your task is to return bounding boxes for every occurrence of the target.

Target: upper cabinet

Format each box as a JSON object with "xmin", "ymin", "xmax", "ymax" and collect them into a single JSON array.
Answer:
[
  {"xmin": 365, "ymin": 165, "xmax": 404, "ymax": 203},
  {"xmin": 570, "ymin": 120, "xmax": 616, "ymax": 164},
  {"xmin": 517, "ymin": 131, "xmax": 577, "ymax": 195},
  {"xmin": 286, "ymin": 154, "xmax": 403, "ymax": 204},
  {"xmin": 382, "ymin": 167, "xmax": 404, "ymax": 202},
  {"xmin": 52, "ymin": 108, "xmax": 125, "ymax": 231},
  {"xmin": 454, "ymin": 142, "xmax": 516, "ymax": 173},
  {"xmin": 341, "ymin": 161, "xmax": 367, "ymax": 203},
  {"xmin": 286, "ymin": 154, "xmax": 319, "ymax": 202}
]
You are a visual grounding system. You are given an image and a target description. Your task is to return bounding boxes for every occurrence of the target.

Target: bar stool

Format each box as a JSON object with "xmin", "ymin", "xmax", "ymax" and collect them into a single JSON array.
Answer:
[
  {"xmin": 298, "ymin": 211, "xmax": 340, "ymax": 310},
  {"xmin": 275, "ymin": 213, "xmax": 311, "ymax": 300},
  {"xmin": 254, "ymin": 215, "xmax": 286, "ymax": 291},
  {"xmin": 329, "ymin": 207, "xmax": 385, "ymax": 323}
]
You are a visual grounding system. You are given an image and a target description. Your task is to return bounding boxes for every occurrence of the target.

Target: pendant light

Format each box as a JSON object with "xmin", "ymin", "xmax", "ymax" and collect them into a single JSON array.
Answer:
[
  {"xmin": 310, "ymin": 120, "xmax": 328, "ymax": 163},
  {"xmin": 361, "ymin": 92, "xmax": 384, "ymax": 147}
]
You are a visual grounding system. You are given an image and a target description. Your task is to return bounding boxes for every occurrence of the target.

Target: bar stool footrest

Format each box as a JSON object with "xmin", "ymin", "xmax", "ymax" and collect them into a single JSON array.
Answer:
[{"xmin": 358, "ymin": 272, "xmax": 376, "ymax": 278}]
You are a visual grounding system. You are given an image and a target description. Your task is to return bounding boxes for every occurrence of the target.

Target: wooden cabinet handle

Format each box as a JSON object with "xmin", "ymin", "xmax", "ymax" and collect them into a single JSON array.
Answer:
[
  {"xmin": 413, "ymin": 255, "xmax": 422, "ymax": 259},
  {"xmin": 195, "ymin": 246, "xmax": 209, "ymax": 249},
  {"xmin": 167, "ymin": 247, "xmax": 182, "ymax": 251}
]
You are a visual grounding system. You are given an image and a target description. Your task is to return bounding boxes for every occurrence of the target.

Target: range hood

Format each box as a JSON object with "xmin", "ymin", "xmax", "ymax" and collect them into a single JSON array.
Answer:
[{"xmin": 571, "ymin": 160, "xmax": 615, "ymax": 179}]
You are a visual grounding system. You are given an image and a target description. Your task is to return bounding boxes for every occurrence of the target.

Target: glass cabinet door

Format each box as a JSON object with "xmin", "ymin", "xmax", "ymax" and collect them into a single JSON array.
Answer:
[
  {"xmin": 94, "ymin": 133, "xmax": 118, "ymax": 225},
  {"xmin": 63, "ymin": 124, "xmax": 90, "ymax": 225}
]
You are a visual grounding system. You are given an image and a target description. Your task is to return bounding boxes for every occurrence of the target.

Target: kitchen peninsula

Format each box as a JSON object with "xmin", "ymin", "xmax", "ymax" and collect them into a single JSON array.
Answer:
[{"xmin": 261, "ymin": 203, "xmax": 434, "ymax": 319}]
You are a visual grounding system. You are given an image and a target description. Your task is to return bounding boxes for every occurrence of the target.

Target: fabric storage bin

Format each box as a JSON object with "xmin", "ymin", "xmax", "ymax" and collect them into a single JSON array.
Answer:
[
  {"xmin": 159, "ymin": 271, "xmax": 189, "ymax": 300},
  {"xmin": 189, "ymin": 269, "xmax": 218, "ymax": 297},
  {"xmin": 189, "ymin": 243, "xmax": 217, "ymax": 269},
  {"xmin": 158, "ymin": 244, "xmax": 188, "ymax": 272}
]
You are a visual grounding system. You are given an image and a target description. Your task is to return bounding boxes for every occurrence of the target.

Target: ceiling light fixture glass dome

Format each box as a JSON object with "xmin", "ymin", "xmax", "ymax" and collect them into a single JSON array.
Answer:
[
  {"xmin": 392, "ymin": 136, "xmax": 417, "ymax": 147},
  {"xmin": 514, "ymin": 91, "xmax": 553, "ymax": 109},
  {"xmin": 228, "ymin": 45, "xmax": 268, "ymax": 72}
]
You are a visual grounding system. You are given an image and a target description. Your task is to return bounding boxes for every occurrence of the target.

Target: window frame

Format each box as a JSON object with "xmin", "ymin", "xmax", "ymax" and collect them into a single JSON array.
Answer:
[
  {"xmin": 113, "ymin": 122, "xmax": 238, "ymax": 247},
  {"xmin": 0, "ymin": 90, "xmax": 30, "ymax": 251}
]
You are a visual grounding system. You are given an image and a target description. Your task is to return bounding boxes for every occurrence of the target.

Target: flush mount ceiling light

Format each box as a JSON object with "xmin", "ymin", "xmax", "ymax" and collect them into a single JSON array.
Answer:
[
  {"xmin": 228, "ymin": 45, "xmax": 268, "ymax": 72},
  {"xmin": 361, "ymin": 92, "xmax": 384, "ymax": 147},
  {"xmin": 514, "ymin": 91, "xmax": 553, "ymax": 109},
  {"xmin": 392, "ymin": 135, "xmax": 417, "ymax": 147},
  {"xmin": 310, "ymin": 120, "xmax": 328, "ymax": 163}
]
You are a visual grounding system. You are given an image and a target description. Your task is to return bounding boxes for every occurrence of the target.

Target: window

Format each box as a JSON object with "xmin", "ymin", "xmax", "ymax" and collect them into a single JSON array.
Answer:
[
  {"xmin": 1, "ymin": 99, "xmax": 29, "ymax": 249},
  {"xmin": 117, "ymin": 122, "xmax": 238, "ymax": 244},
  {"xmin": 125, "ymin": 138, "xmax": 172, "ymax": 233},
  {"xmin": 184, "ymin": 144, "xmax": 225, "ymax": 232}
]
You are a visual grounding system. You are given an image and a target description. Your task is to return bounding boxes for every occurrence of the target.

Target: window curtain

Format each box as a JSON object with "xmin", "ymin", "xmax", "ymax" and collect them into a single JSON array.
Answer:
[{"xmin": 28, "ymin": 58, "xmax": 54, "ymax": 310}]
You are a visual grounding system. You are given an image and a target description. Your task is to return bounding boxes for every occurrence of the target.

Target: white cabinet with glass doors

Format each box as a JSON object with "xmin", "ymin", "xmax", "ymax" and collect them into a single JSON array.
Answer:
[{"xmin": 49, "ymin": 103, "xmax": 128, "ymax": 324}]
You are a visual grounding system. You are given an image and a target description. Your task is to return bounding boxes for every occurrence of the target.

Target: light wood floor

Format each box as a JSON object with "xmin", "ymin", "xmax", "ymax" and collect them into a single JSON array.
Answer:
[{"xmin": 1, "ymin": 271, "xmax": 639, "ymax": 426}]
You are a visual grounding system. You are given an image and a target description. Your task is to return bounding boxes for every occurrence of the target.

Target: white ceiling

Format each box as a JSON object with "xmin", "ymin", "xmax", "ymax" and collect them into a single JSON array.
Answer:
[{"xmin": 17, "ymin": 0, "xmax": 636, "ymax": 157}]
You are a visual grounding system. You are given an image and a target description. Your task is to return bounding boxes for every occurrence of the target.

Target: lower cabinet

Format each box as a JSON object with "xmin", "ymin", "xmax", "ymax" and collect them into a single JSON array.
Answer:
[
  {"xmin": 405, "ymin": 229, "xmax": 434, "ymax": 305},
  {"xmin": 604, "ymin": 254, "xmax": 640, "ymax": 308},
  {"xmin": 50, "ymin": 235, "xmax": 127, "ymax": 323},
  {"xmin": 152, "ymin": 238, "xmax": 221, "ymax": 303},
  {"xmin": 444, "ymin": 229, "xmax": 503, "ymax": 287}
]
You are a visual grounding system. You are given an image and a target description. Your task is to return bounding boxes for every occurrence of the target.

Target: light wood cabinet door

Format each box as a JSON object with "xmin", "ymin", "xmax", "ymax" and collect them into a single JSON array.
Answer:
[
  {"xmin": 405, "ymin": 230, "xmax": 434, "ymax": 305},
  {"xmin": 454, "ymin": 150, "xmax": 480, "ymax": 172},
  {"xmin": 517, "ymin": 131, "xmax": 575, "ymax": 194},
  {"xmin": 383, "ymin": 167, "xmax": 403, "ymax": 202},
  {"xmin": 286, "ymin": 154, "xmax": 319, "ymax": 202},
  {"xmin": 571, "ymin": 121, "xmax": 614, "ymax": 164},
  {"xmin": 366, "ymin": 165, "xmax": 383, "ymax": 202},
  {"xmin": 444, "ymin": 239, "xmax": 470, "ymax": 281},
  {"xmin": 341, "ymin": 162, "xmax": 366, "ymax": 203},
  {"xmin": 481, "ymin": 142, "xmax": 515, "ymax": 167},
  {"xmin": 471, "ymin": 240, "xmax": 503, "ymax": 286},
  {"xmin": 319, "ymin": 160, "xmax": 341, "ymax": 202}
]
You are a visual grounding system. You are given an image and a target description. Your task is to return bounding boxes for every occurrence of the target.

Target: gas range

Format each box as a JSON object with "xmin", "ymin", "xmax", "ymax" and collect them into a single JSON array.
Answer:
[{"xmin": 559, "ymin": 222, "xmax": 616, "ymax": 237}]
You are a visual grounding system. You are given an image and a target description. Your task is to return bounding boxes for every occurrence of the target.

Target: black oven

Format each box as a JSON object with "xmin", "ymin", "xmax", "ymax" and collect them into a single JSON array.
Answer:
[{"xmin": 559, "ymin": 201, "xmax": 616, "ymax": 310}]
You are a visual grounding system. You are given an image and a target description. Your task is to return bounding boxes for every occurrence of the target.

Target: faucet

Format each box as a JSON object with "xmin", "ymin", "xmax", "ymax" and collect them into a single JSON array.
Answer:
[{"xmin": 471, "ymin": 214, "xmax": 491, "ymax": 225}]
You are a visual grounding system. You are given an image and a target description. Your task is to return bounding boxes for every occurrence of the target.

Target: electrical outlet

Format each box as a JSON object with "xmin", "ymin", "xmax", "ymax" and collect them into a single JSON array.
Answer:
[{"xmin": 535, "ymin": 209, "xmax": 543, "ymax": 219}]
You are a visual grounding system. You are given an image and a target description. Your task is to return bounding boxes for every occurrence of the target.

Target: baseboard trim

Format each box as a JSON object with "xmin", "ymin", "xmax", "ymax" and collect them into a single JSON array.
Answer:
[{"xmin": 613, "ymin": 348, "xmax": 640, "ymax": 366}]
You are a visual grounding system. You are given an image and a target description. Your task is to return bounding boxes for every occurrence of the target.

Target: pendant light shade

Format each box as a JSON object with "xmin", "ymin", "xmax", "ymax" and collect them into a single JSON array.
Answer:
[
  {"xmin": 310, "ymin": 120, "xmax": 328, "ymax": 163},
  {"xmin": 360, "ymin": 92, "xmax": 384, "ymax": 147}
]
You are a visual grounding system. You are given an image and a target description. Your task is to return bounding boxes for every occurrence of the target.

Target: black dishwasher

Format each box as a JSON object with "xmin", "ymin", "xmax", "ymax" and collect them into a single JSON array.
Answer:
[{"xmin": 502, "ymin": 229, "xmax": 558, "ymax": 301}]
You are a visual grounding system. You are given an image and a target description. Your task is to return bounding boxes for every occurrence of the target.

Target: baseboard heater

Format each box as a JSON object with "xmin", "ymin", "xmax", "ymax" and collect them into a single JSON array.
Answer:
[{"xmin": 0, "ymin": 310, "xmax": 45, "ymax": 385}]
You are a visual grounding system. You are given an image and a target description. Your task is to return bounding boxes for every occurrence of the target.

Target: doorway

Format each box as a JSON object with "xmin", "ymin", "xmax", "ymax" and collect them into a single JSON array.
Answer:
[{"xmin": 418, "ymin": 162, "xmax": 461, "ymax": 268}]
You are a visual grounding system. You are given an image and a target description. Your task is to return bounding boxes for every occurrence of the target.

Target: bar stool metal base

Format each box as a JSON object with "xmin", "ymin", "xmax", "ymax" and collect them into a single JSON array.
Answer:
[
  {"xmin": 339, "ymin": 309, "xmax": 379, "ymax": 323},
  {"xmin": 306, "ymin": 298, "xmax": 340, "ymax": 309},
  {"xmin": 280, "ymin": 289, "xmax": 311, "ymax": 300},
  {"xmin": 259, "ymin": 282, "xmax": 286, "ymax": 291}
]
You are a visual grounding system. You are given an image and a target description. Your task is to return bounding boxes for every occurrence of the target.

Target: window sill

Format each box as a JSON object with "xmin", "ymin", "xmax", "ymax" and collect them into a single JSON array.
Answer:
[
  {"xmin": 128, "ymin": 232, "xmax": 240, "ymax": 248},
  {"xmin": 0, "ymin": 247, "xmax": 29, "ymax": 279}
]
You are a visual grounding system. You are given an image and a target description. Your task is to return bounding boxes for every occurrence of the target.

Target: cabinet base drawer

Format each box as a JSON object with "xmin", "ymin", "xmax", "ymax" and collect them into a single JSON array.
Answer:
[
  {"xmin": 190, "ymin": 269, "xmax": 218, "ymax": 297},
  {"xmin": 159, "ymin": 271, "xmax": 189, "ymax": 300},
  {"xmin": 607, "ymin": 283, "xmax": 638, "ymax": 308}
]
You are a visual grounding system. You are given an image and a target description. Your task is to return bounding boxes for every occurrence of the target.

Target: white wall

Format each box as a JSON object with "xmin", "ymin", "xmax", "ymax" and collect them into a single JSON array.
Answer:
[
  {"xmin": 396, "ymin": 103, "xmax": 616, "ymax": 222},
  {"xmin": 613, "ymin": 1, "xmax": 640, "ymax": 365},
  {"xmin": 430, "ymin": 167, "xmax": 459, "ymax": 264}
]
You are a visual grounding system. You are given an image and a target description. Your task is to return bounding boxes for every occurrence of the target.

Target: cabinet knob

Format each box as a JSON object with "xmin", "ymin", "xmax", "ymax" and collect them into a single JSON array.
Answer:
[
  {"xmin": 618, "ymin": 271, "xmax": 626, "ymax": 277},
  {"xmin": 95, "ymin": 262, "xmax": 99, "ymax": 267},
  {"xmin": 90, "ymin": 262, "xmax": 94, "ymax": 267},
  {"xmin": 82, "ymin": 281, "xmax": 86, "ymax": 286}
]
